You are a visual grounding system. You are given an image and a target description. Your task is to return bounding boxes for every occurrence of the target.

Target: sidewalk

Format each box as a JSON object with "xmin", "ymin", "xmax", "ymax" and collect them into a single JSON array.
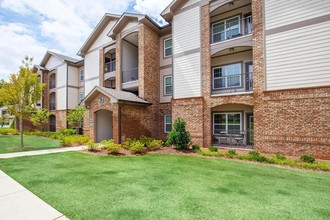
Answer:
[
  {"xmin": 0, "ymin": 170, "xmax": 68, "ymax": 220},
  {"xmin": 0, "ymin": 146, "xmax": 85, "ymax": 159}
]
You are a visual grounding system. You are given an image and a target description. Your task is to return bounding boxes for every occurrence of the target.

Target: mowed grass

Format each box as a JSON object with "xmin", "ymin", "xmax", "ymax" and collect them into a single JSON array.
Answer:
[
  {"xmin": 0, "ymin": 135, "xmax": 61, "ymax": 154},
  {"xmin": 0, "ymin": 152, "xmax": 329, "ymax": 220}
]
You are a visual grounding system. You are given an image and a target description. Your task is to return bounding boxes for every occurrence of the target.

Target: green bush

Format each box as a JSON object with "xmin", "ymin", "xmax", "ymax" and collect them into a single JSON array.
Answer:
[
  {"xmin": 199, "ymin": 150, "xmax": 224, "ymax": 157},
  {"xmin": 61, "ymin": 135, "xmax": 91, "ymax": 146},
  {"xmin": 101, "ymin": 140, "xmax": 121, "ymax": 154},
  {"xmin": 60, "ymin": 129, "xmax": 76, "ymax": 136},
  {"xmin": 225, "ymin": 149, "xmax": 237, "ymax": 158},
  {"xmin": 139, "ymin": 135, "xmax": 153, "ymax": 146},
  {"xmin": 238, "ymin": 151, "xmax": 269, "ymax": 162},
  {"xmin": 166, "ymin": 117, "xmax": 191, "ymax": 150},
  {"xmin": 146, "ymin": 139, "xmax": 163, "ymax": 151},
  {"xmin": 123, "ymin": 138, "xmax": 135, "ymax": 149},
  {"xmin": 208, "ymin": 146, "xmax": 218, "ymax": 152},
  {"xmin": 87, "ymin": 141, "xmax": 99, "ymax": 152},
  {"xmin": 129, "ymin": 140, "xmax": 147, "ymax": 154},
  {"xmin": 192, "ymin": 145, "xmax": 200, "ymax": 152},
  {"xmin": 300, "ymin": 155, "xmax": 315, "ymax": 163},
  {"xmin": 9, "ymin": 119, "xmax": 15, "ymax": 129},
  {"xmin": 0, "ymin": 128, "xmax": 19, "ymax": 135}
]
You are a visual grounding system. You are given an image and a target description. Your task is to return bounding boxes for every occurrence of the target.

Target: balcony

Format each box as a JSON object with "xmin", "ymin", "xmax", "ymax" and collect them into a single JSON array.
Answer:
[
  {"xmin": 211, "ymin": 16, "xmax": 252, "ymax": 44},
  {"xmin": 212, "ymin": 72, "xmax": 253, "ymax": 95},
  {"xmin": 104, "ymin": 60, "xmax": 116, "ymax": 80},
  {"xmin": 122, "ymin": 67, "xmax": 138, "ymax": 90}
]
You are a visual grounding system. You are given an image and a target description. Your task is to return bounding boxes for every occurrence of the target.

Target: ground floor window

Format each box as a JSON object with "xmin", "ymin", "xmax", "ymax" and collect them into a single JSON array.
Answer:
[
  {"xmin": 164, "ymin": 114, "xmax": 172, "ymax": 133},
  {"xmin": 213, "ymin": 112, "xmax": 242, "ymax": 135}
]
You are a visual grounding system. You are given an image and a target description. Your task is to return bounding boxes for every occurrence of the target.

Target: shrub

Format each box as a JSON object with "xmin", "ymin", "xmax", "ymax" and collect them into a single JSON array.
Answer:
[
  {"xmin": 0, "ymin": 128, "xmax": 19, "ymax": 135},
  {"xmin": 199, "ymin": 150, "xmax": 224, "ymax": 157},
  {"xmin": 208, "ymin": 146, "xmax": 218, "ymax": 152},
  {"xmin": 239, "ymin": 151, "xmax": 269, "ymax": 162},
  {"xmin": 192, "ymin": 145, "xmax": 200, "ymax": 152},
  {"xmin": 60, "ymin": 129, "xmax": 76, "ymax": 136},
  {"xmin": 300, "ymin": 155, "xmax": 315, "ymax": 163},
  {"xmin": 166, "ymin": 117, "xmax": 191, "ymax": 150},
  {"xmin": 101, "ymin": 140, "xmax": 121, "ymax": 154},
  {"xmin": 129, "ymin": 140, "xmax": 147, "ymax": 154},
  {"xmin": 139, "ymin": 136, "xmax": 153, "ymax": 146},
  {"xmin": 61, "ymin": 135, "xmax": 91, "ymax": 146},
  {"xmin": 123, "ymin": 138, "xmax": 135, "ymax": 149},
  {"xmin": 225, "ymin": 149, "xmax": 237, "ymax": 158},
  {"xmin": 146, "ymin": 139, "xmax": 163, "ymax": 151},
  {"xmin": 87, "ymin": 141, "xmax": 99, "ymax": 152}
]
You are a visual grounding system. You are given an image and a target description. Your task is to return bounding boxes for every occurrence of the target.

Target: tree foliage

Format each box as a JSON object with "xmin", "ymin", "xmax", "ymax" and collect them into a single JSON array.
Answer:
[
  {"xmin": 166, "ymin": 117, "xmax": 191, "ymax": 150},
  {"xmin": 0, "ymin": 56, "xmax": 44, "ymax": 147},
  {"xmin": 30, "ymin": 108, "xmax": 51, "ymax": 131},
  {"xmin": 67, "ymin": 106, "xmax": 87, "ymax": 134}
]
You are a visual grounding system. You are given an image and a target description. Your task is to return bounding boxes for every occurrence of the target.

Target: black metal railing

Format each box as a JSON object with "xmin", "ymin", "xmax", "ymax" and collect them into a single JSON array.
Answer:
[
  {"xmin": 122, "ymin": 67, "xmax": 138, "ymax": 83},
  {"xmin": 105, "ymin": 60, "xmax": 116, "ymax": 73},
  {"xmin": 212, "ymin": 16, "xmax": 252, "ymax": 44},
  {"xmin": 212, "ymin": 129, "xmax": 254, "ymax": 146},
  {"xmin": 213, "ymin": 72, "xmax": 253, "ymax": 93}
]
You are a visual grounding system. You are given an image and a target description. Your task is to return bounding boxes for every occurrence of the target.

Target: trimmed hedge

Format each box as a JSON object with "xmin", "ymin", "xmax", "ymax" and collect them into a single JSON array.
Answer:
[{"xmin": 0, "ymin": 128, "xmax": 19, "ymax": 135}]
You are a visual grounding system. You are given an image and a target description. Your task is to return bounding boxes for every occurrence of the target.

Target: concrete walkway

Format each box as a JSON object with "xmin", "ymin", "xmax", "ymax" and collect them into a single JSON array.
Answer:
[
  {"xmin": 0, "ymin": 146, "xmax": 85, "ymax": 159},
  {"xmin": 0, "ymin": 170, "xmax": 68, "ymax": 220}
]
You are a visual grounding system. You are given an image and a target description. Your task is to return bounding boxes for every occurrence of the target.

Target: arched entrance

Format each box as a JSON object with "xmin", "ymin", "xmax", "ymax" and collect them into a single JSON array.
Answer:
[
  {"xmin": 95, "ymin": 110, "xmax": 113, "ymax": 142},
  {"xmin": 49, "ymin": 115, "xmax": 56, "ymax": 132}
]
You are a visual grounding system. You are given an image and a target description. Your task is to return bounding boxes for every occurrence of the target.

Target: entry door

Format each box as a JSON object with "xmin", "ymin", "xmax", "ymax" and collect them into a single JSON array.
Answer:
[
  {"xmin": 96, "ymin": 110, "xmax": 113, "ymax": 143},
  {"xmin": 245, "ymin": 62, "xmax": 253, "ymax": 91},
  {"xmin": 246, "ymin": 113, "xmax": 254, "ymax": 146}
]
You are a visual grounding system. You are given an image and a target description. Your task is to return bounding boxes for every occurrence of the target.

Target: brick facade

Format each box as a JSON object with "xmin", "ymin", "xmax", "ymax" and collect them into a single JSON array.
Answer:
[{"xmin": 55, "ymin": 110, "xmax": 67, "ymax": 132}]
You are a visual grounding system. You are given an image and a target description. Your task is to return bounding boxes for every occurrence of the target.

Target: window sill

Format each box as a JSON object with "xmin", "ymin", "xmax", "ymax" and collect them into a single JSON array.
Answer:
[{"xmin": 211, "ymin": 91, "xmax": 253, "ymax": 97}]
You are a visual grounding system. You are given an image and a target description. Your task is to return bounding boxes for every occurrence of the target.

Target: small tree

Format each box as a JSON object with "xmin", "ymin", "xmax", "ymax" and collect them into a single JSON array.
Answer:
[
  {"xmin": 67, "ymin": 106, "xmax": 87, "ymax": 134},
  {"xmin": 0, "ymin": 56, "xmax": 44, "ymax": 147},
  {"xmin": 166, "ymin": 117, "xmax": 191, "ymax": 150},
  {"xmin": 30, "ymin": 108, "xmax": 51, "ymax": 131}
]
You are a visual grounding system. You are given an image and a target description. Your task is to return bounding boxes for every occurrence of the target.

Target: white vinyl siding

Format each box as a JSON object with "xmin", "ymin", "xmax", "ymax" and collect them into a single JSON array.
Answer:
[
  {"xmin": 56, "ymin": 88, "xmax": 66, "ymax": 110},
  {"xmin": 90, "ymin": 20, "xmax": 116, "ymax": 51},
  {"xmin": 182, "ymin": 0, "xmax": 199, "ymax": 9},
  {"xmin": 173, "ymin": 6, "xmax": 200, "ymax": 54},
  {"xmin": 265, "ymin": 20, "xmax": 330, "ymax": 90},
  {"xmin": 84, "ymin": 50, "xmax": 100, "ymax": 94},
  {"xmin": 173, "ymin": 53, "xmax": 201, "ymax": 99},
  {"xmin": 265, "ymin": 0, "xmax": 330, "ymax": 30},
  {"xmin": 45, "ymin": 56, "xmax": 63, "ymax": 70}
]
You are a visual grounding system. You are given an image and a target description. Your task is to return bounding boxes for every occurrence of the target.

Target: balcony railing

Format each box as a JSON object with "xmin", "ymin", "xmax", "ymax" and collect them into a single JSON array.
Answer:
[
  {"xmin": 212, "ymin": 129, "xmax": 254, "ymax": 147},
  {"xmin": 213, "ymin": 72, "xmax": 253, "ymax": 93},
  {"xmin": 105, "ymin": 60, "xmax": 116, "ymax": 73},
  {"xmin": 49, "ymin": 103, "xmax": 56, "ymax": 110},
  {"xmin": 122, "ymin": 67, "xmax": 138, "ymax": 83},
  {"xmin": 211, "ymin": 16, "xmax": 252, "ymax": 44}
]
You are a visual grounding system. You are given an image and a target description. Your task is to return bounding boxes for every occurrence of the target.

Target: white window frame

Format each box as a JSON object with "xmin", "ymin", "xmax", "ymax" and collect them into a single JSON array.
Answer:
[
  {"xmin": 213, "ymin": 112, "xmax": 242, "ymax": 135},
  {"xmin": 80, "ymin": 69, "xmax": 84, "ymax": 81},
  {"xmin": 212, "ymin": 15, "xmax": 241, "ymax": 43},
  {"xmin": 79, "ymin": 92, "xmax": 84, "ymax": 102},
  {"xmin": 164, "ymin": 75, "xmax": 172, "ymax": 96},
  {"xmin": 164, "ymin": 114, "xmax": 172, "ymax": 133},
  {"xmin": 164, "ymin": 38, "xmax": 172, "ymax": 58},
  {"xmin": 212, "ymin": 63, "xmax": 242, "ymax": 90}
]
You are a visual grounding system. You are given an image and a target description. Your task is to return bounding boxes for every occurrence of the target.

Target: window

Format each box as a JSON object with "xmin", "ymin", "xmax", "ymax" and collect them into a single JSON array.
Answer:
[
  {"xmin": 164, "ymin": 75, "xmax": 172, "ymax": 95},
  {"xmin": 80, "ymin": 69, "xmax": 84, "ymax": 81},
  {"xmin": 100, "ymin": 96, "xmax": 105, "ymax": 105},
  {"xmin": 213, "ymin": 63, "xmax": 241, "ymax": 89},
  {"xmin": 213, "ymin": 113, "xmax": 241, "ymax": 135},
  {"xmin": 212, "ymin": 16, "xmax": 240, "ymax": 43},
  {"xmin": 80, "ymin": 92, "xmax": 84, "ymax": 102},
  {"xmin": 164, "ymin": 38, "xmax": 172, "ymax": 57},
  {"xmin": 164, "ymin": 115, "xmax": 172, "ymax": 133}
]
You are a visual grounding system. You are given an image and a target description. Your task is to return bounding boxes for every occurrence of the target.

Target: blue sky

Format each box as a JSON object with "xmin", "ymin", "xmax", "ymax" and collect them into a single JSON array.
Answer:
[{"xmin": 0, "ymin": 0, "xmax": 172, "ymax": 80}]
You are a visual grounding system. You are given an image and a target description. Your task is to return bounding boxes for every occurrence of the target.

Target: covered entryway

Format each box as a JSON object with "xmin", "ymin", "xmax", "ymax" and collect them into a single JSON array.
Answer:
[{"xmin": 95, "ymin": 109, "xmax": 113, "ymax": 142}]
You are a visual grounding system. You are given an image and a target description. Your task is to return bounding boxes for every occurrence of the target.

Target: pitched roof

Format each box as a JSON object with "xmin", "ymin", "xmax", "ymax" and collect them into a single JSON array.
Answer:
[
  {"xmin": 77, "ymin": 13, "xmax": 121, "ymax": 56},
  {"xmin": 39, "ymin": 50, "xmax": 82, "ymax": 67},
  {"xmin": 161, "ymin": 0, "xmax": 189, "ymax": 22},
  {"xmin": 81, "ymin": 86, "xmax": 150, "ymax": 106}
]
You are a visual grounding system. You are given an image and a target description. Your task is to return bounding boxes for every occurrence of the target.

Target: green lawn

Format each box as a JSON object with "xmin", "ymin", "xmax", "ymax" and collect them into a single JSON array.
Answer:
[
  {"xmin": 0, "ymin": 135, "xmax": 61, "ymax": 154},
  {"xmin": 0, "ymin": 152, "xmax": 329, "ymax": 220}
]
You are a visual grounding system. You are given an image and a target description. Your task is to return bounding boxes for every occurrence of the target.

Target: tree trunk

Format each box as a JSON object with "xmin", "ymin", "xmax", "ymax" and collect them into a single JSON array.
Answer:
[{"xmin": 20, "ymin": 116, "xmax": 24, "ymax": 147}]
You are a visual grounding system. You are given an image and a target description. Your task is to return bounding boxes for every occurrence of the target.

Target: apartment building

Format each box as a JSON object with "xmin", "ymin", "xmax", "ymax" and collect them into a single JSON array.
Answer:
[
  {"xmin": 37, "ymin": 0, "xmax": 329, "ymax": 159},
  {"xmin": 34, "ymin": 51, "xmax": 84, "ymax": 131}
]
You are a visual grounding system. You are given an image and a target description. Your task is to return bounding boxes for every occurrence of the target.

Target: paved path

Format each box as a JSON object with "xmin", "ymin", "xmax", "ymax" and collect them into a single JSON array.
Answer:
[
  {"xmin": 0, "ymin": 146, "xmax": 85, "ymax": 159},
  {"xmin": 0, "ymin": 170, "xmax": 69, "ymax": 220}
]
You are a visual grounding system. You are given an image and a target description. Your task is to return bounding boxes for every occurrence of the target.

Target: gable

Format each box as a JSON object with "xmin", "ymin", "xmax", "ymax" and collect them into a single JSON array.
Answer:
[
  {"xmin": 89, "ymin": 20, "xmax": 117, "ymax": 52},
  {"xmin": 45, "ymin": 55, "xmax": 63, "ymax": 70}
]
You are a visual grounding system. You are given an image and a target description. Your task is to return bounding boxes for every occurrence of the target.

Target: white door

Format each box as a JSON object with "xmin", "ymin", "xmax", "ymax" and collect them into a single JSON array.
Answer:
[{"xmin": 96, "ymin": 110, "xmax": 113, "ymax": 142}]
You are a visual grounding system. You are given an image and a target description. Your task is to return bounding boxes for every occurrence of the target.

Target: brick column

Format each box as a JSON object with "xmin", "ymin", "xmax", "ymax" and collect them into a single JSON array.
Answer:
[
  {"xmin": 99, "ymin": 49, "xmax": 104, "ymax": 87},
  {"xmin": 115, "ymin": 35, "xmax": 122, "ymax": 90},
  {"xmin": 201, "ymin": 4, "xmax": 212, "ymax": 147}
]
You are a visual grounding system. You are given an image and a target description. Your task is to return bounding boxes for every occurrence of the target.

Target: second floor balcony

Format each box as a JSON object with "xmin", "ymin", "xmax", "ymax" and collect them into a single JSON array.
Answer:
[
  {"xmin": 104, "ymin": 60, "xmax": 116, "ymax": 80},
  {"xmin": 122, "ymin": 67, "xmax": 138, "ymax": 83},
  {"xmin": 211, "ymin": 15, "xmax": 252, "ymax": 44},
  {"xmin": 212, "ymin": 72, "xmax": 253, "ymax": 95}
]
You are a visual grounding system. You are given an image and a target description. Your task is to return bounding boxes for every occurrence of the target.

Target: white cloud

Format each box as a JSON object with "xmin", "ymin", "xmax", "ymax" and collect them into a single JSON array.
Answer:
[
  {"xmin": 133, "ymin": 0, "xmax": 173, "ymax": 24},
  {"xmin": 0, "ymin": 0, "xmax": 172, "ymax": 80},
  {"xmin": 0, "ymin": 23, "xmax": 49, "ymax": 80}
]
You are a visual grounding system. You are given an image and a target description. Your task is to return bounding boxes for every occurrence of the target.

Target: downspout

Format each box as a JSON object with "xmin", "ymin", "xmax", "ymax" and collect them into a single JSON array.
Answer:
[{"xmin": 66, "ymin": 64, "xmax": 69, "ymax": 128}]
